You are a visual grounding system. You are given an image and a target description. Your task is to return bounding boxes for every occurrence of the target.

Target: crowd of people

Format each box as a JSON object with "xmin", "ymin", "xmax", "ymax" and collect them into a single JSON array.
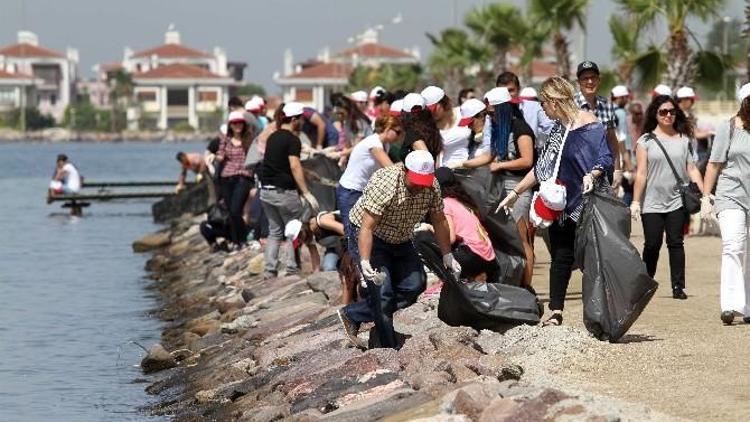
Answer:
[{"xmin": 180, "ymin": 60, "xmax": 750, "ymax": 349}]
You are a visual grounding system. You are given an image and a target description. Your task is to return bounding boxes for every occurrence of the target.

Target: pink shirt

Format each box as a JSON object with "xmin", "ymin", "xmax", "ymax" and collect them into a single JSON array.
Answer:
[{"xmin": 443, "ymin": 197, "xmax": 495, "ymax": 261}]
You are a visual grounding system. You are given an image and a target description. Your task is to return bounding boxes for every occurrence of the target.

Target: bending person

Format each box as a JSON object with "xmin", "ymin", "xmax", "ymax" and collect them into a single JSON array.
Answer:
[
  {"xmin": 337, "ymin": 150, "xmax": 460, "ymax": 349},
  {"xmin": 496, "ymin": 76, "xmax": 613, "ymax": 327}
]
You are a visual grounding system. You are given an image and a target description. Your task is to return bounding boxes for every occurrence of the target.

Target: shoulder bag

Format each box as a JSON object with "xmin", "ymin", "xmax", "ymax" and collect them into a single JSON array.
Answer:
[{"xmin": 647, "ymin": 133, "xmax": 701, "ymax": 214}]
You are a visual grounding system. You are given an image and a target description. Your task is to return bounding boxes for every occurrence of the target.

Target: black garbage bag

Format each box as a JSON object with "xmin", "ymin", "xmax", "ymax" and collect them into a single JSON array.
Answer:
[
  {"xmin": 302, "ymin": 155, "xmax": 342, "ymax": 212},
  {"xmin": 453, "ymin": 168, "xmax": 526, "ymax": 284},
  {"xmin": 574, "ymin": 191, "xmax": 659, "ymax": 342},
  {"xmin": 413, "ymin": 231, "xmax": 541, "ymax": 330}
]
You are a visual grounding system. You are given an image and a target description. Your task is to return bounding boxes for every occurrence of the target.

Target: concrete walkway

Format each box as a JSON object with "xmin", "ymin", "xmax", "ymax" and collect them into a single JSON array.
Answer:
[{"xmin": 529, "ymin": 224, "xmax": 750, "ymax": 421}]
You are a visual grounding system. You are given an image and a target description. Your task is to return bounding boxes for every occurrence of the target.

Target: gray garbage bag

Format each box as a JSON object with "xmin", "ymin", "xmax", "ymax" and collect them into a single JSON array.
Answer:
[
  {"xmin": 574, "ymin": 191, "xmax": 659, "ymax": 342},
  {"xmin": 413, "ymin": 231, "xmax": 541, "ymax": 330},
  {"xmin": 301, "ymin": 155, "xmax": 342, "ymax": 212}
]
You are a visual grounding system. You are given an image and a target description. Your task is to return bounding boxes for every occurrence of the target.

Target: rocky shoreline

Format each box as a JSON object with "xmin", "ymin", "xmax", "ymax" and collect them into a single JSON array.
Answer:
[{"xmin": 133, "ymin": 214, "xmax": 682, "ymax": 421}]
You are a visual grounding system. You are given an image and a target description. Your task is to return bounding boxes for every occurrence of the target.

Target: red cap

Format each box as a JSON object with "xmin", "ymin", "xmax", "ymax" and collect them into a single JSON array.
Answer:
[{"xmin": 406, "ymin": 170, "xmax": 435, "ymax": 187}]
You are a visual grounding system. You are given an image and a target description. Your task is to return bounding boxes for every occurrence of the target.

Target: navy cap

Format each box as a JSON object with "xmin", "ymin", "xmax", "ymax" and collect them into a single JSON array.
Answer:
[{"xmin": 576, "ymin": 61, "xmax": 600, "ymax": 79}]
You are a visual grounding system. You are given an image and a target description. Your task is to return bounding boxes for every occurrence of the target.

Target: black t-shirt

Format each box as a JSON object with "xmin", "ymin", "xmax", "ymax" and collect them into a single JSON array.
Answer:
[
  {"xmin": 260, "ymin": 129, "xmax": 301, "ymax": 189},
  {"xmin": 502, "ymin": 117, "xmax": 536, "ymax": 177},
  {"xmin": 399, "ymin": 129, "xmax": 440, "ymax": 163}
]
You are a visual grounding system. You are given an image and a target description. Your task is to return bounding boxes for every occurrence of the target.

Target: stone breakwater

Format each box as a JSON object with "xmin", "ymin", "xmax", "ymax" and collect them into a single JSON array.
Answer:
[{"xmin": 134, "ymin": 214, "xmax": 680, "ymax": 421}]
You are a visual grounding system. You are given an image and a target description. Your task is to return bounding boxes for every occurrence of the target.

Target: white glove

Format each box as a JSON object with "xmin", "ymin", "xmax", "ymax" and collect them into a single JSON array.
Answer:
[
  {"xmin": 700, "ymin": 195, "xmax": 715, "ymax": 220},
  {"xmin": 630, "ymin": 201, "xmax": 641, "ymax": 222},
  {"xmin": 612, "ymin": 170, "xmax": 623, "ymax": 189},
  {"xmin": 443, "ymin": 253, "xmax": 462, "ymax": 275},
  {"xmin": 582, "ymin": 173, "xmax": 594, "ymax": 194},
  {"xmin": 303, "ymin": 192, "xmax": 320, "ymax": 213},
  {"xmin": 494, "ymin": 191, "xmax": 519, "ymax": 214},
  {"xmin": 360, "ymin": 259, "xmax": 377, "ymax": 281}
]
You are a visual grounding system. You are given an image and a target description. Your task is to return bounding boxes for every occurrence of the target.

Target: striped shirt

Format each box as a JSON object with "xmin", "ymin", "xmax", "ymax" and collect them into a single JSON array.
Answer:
[{"xmin": 220, "ymin": 138, "xmax": 251, "ymax": 178}]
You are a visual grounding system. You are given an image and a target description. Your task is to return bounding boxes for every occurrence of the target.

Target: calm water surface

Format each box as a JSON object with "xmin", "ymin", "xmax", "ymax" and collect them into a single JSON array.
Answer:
[{"xmin": 0, "ymin": 141, "xmax": 205, "ymax": 421}]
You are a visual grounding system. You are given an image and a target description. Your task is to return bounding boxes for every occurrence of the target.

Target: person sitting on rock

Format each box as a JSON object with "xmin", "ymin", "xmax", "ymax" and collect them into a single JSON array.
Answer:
[
  {"xmin": 175, "ymin": 151, "xmax": 207, "ymax": 193},
  {"xmin": 48, "ymin": 154, "xmax": 81, "ymax": 201},
  {"xmin": 336, "ymin": 150, "xmax": 460, "ymax": 349}
]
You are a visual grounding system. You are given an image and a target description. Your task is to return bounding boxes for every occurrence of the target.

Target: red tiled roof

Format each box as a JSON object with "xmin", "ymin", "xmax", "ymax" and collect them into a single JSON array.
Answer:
[
  {"xmin": 0, "ymin": 43, "xmax": 64, "ymax": 58},
  {"xmin": 335, "ymin": 42, "xmax": 413, "ymax": 59},
  {"xmin": 283, "ymin": 62, "xmax": 353, "ymax": 80},
  {"xmin": 0, "ymin": 69, "xmax": 32, "ymax": 79},
  {"xmin": 100, "ymin": 62, "xmax": 123, "ymax": 72},
  {"xmin": 135, "ymin": 63, "xmax": 223, "ymax": 79},
  {"xmin": 132, "ymin": 44, "xmax": 210, "ymax": 58}
]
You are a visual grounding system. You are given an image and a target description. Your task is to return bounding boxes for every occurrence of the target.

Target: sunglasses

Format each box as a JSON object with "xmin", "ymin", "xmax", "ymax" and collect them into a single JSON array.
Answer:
[{"xmin": 658, "ymin": 109, "xmax": 677, "ymax": 117}]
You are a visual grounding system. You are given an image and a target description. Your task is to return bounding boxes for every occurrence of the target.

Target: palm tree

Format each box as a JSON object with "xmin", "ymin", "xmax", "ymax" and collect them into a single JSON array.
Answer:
[
  {"xmin": 426, "ymin": 28, "xmax": 490, "ymax": 95},
  {"xmin": 464, "ymin": 3, "xmax": 524, "ymax": 73},
  {"xmin": 109, "ymin": 69, "xmax": 133, "ymax": 132},
  {"xmin": 517, "ymin": 19, "xmax": 550, "ymax": 85},
  {"xmin": 616, "ymin": 0, "xmax": 726, "ymax": 89},
  {"xmin": 529, "ymin": 0, "xmax": 590, "ymax": 80}
]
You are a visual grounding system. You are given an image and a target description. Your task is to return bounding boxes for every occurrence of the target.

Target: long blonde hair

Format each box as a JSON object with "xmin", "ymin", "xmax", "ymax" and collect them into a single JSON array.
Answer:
[{"xmin": 539, "ymin": 76, "xmax": 579, "ymax": 125}]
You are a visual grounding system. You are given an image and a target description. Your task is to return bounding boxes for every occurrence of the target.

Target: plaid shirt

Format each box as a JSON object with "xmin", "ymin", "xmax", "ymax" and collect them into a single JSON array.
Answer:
[
  {"xmin": 574, "ymin": 92, "xmax": 616, "ymax": 130},
  {"xmin": 349, "ymin": 163, "xmax": 443, "ymax": 244}
]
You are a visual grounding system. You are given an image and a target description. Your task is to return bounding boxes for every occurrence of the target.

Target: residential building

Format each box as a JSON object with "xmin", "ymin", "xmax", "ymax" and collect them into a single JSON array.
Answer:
[
  {"xmin": 103, "ymin": 25, "xmax": 241, "ymax": 130},
  {"xmin": 0, "ymin": 31, "xmax": 79, "ymax": 122},
  {"xmin": 0, "ymin": 69, "xmax": 34, "ymax": 115},
  {"xmin": 275, "ymin": 28, "xmax": 419, "ymax": 110}
]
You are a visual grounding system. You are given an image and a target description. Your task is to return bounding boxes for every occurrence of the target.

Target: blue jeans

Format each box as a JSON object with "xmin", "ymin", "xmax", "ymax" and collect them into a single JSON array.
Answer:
[
  {"xmin": 336, "ymin": 185, "xmax": 363, "ymax": 240},
  {"xmin": 342, "ymin": 234, "xmax": 426, "ymax": 348},
  {"xmin": 321, "ymin": 248, "xmax": 339, "ymax": 271}
]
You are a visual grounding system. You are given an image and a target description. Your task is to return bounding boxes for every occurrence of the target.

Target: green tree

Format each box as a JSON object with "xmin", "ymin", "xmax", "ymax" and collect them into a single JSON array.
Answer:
[
  {"xmin": 529, "ymin": 0, "xmax": 590, "ymax": 80},
  {"xmin": 236, "ymin": 83, "xmax": 266, "ymax": 97},
  {"xmin": 426, "ymin": 28, "xmax": 490, "ymax": 95},
  {"xmin": 616, "ymin": 0, "xmax": 726, "ymax": 89},
  {"xmin": 347, "ymin": 64, "xmax": 424, "ymax": 93},
  {"xmin": 464, "ymin": 3, "xmax": 524, "ymax": 72},
  {"xmin": 517, "ymin": 17, "xmax": 551, "ymax": 85},
  {"xmin": 108, "ymin": 69, "xmax": 133, "ymax": 132}
]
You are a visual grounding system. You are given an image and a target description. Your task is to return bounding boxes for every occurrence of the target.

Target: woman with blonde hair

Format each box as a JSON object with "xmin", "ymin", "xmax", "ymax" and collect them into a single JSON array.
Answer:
[{"xmin": 496, "ymin": 76, "xmax": 613, "ymax": 326}]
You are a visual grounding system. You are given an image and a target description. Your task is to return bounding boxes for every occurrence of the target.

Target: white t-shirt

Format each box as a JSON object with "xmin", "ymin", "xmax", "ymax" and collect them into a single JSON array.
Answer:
[
  {"xmin": 63, "ymin": 163, "xmax": 81, "ymax": 192},
  {"xmin": 339, "ymin": 134, "xmax": 385, "ymax": 191},
  {"xmin": 440, "ymin": 125, "xmax": 471, "ymax": 167}
]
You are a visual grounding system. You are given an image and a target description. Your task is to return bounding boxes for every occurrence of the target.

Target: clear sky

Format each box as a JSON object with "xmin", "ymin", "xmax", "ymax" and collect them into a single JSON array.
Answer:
[{"xmin": 0, "ymin": 0, "xmax": 745, "ymax": 93}]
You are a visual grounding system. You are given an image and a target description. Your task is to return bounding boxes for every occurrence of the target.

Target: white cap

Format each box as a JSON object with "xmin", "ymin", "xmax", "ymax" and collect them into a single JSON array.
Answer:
[
  {"xmin": 284, "ymin": 219, "xmax": 303, "ymax": 249},
  {"xmin": 404, "ymin": 150, "xmax": 436, "ymax": 187},
  {"xmin": 227, "ymin": 110, "xmax": 246, "ymax": 124},
  {"xmin": 350, "ymin": 90, "xmax": 368, "ymax": 103},
  {"xmin": 251, "ymin": 95, "xmax": 265, "ymax": 106},
  {"xmin": 245, "ymin": 97, "xmax": 262, "ymax": 112},
  {"xmin": 369, "ymin": 86, "xmax": 385, "ymax": 99},
  {"xmin": 484, "ymin": 87, "xmax": 517, "ymax": 106},
  {"xmin": 611, "ymin": 85, "xmax": 629, "ymax": 98},
  {"xmin": 219, "ymin": 123, "xmax": 228, "ymax": 135},
  {"xmin": 676, "ymin": 86, "xmax": 697, "ymax": 99},
  {"xmin": 458, "ymin": 99, "xmax": 487, "ymax": 126},
  {"xmin": 282, "ymin": 102, "xmax": 304, "ymax": 117},
  {"xmin": 402, "ymin": 93, "xmax": 426, "ymax": 112},
  {"xmin": 420, "ymin": 85, "xmax": 445, "ymax": 107},
  {"xmin": 519, "ymin": 87, "xmax": 538, "ymax": 100},
  {"xmin": 652, "ymin": 84, "xmax": 672, "ymax": 97},
  {"xmin": 737, "ymin": 83, "xmax": 750, "ymax": 102},
  {"xmin": 389, "ymin": 99, "xmax": 404, "ymax": 116}
]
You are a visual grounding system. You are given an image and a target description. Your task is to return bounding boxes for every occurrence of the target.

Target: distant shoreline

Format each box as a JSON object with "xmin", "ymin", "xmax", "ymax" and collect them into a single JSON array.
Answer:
[{"xmin": 0, "ymin": 128, "xmax": 214, "ymax": 143}]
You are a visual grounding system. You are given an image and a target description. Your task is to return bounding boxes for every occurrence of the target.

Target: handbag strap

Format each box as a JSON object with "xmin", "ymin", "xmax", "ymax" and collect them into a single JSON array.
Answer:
[
  {"xmin": 647, "ymin": 132, "xmax": 686, "ymax": 184},
  {"xmin": 550, "ymin": 124, "xmax": 572, "ymax": 181}
]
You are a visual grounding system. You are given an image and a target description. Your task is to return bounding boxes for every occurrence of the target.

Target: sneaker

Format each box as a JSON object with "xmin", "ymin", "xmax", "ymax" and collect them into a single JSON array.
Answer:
[
  {"xmin": 337, "ymin": 309, "xmax": 364, "ymax": 348},
  {"xmin": 672, "ymin": 288, "xmax": 688, "ymax": 300}
]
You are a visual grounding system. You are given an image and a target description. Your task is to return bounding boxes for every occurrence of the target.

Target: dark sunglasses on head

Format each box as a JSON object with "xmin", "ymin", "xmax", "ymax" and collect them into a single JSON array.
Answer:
[{"xmin": 658, "ymin": 109, "xmax": 677, "ymax": 117}]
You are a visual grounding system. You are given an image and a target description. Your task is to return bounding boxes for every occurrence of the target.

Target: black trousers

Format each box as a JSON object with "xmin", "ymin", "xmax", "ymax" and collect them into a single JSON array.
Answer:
[
  {"xmin": 199, "ymin": 221, "xmax": 229, "ymax": 245},
  {"xmin": 453, "ymin": 244, "xmax": 500, "ymax": 283},
  {"xmin": 548, "ymin": 219, "xmax": 577, "ymax": 311},
  {"xmin": 220, "ymin": 175, "xmax": 252, "ymax": 244},
  {"xmin": 641, "ymin": 209, "xmax": 687, "ymax": 290}
]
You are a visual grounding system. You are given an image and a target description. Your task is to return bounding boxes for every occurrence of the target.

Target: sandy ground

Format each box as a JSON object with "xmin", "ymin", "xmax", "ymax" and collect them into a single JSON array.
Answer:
[{"xmin": 527, "ymin": 223, "xmax": 750, "ymax": 421}]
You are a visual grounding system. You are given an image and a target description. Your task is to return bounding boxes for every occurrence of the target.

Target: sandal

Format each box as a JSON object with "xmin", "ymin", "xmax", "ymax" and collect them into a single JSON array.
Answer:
[{"xmin": 542, "ymin": 313, "xmax": 563, "ymax": 327}]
